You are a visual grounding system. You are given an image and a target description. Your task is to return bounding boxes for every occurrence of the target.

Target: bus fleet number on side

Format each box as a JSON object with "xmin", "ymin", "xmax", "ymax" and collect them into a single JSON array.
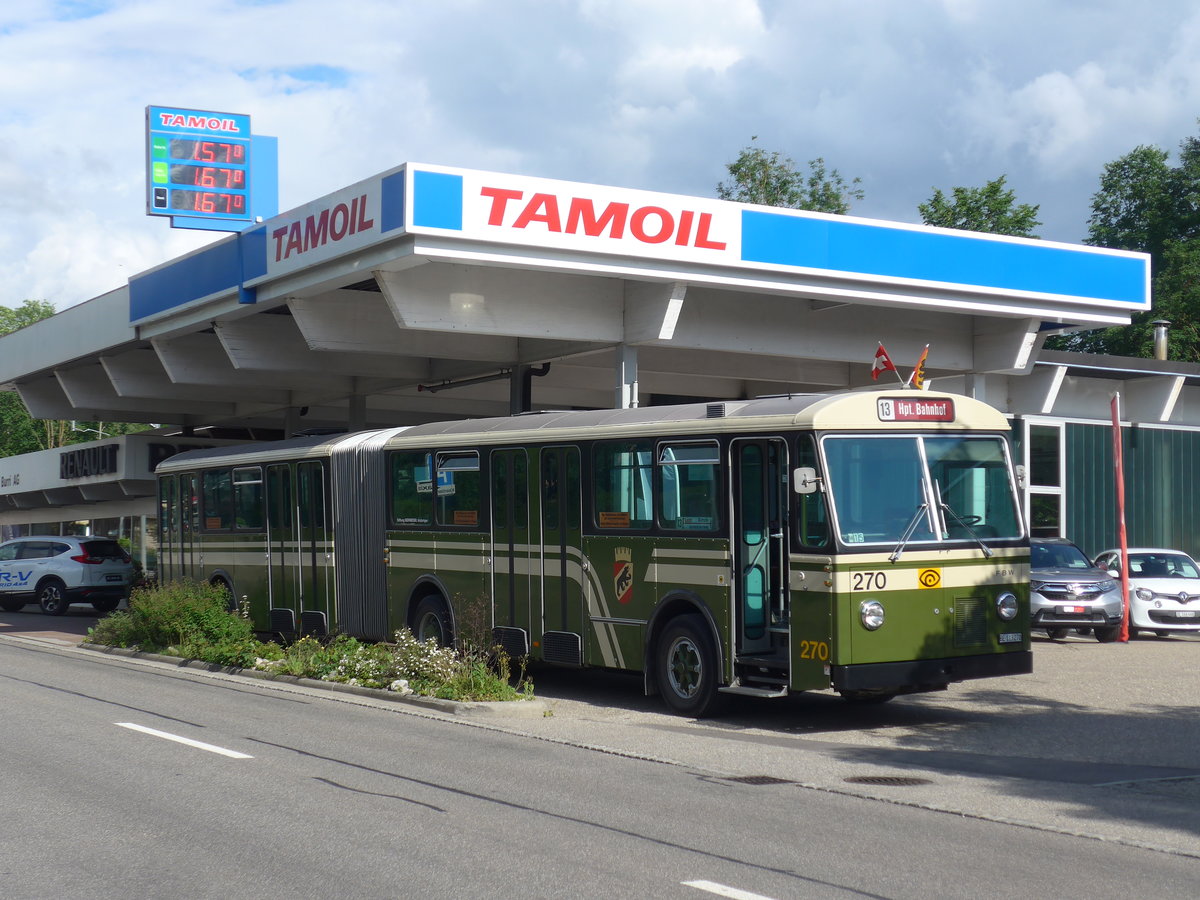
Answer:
[
  {"xmin": 798, "ymin": 640, "xmax": 830, "ymax": 661},
  {"xmin": 851, "ymin": 571, "xmax": 887, "ymax": 590}
]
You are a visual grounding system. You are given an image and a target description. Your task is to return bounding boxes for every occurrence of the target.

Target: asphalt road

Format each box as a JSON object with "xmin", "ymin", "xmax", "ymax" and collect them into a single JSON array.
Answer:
[{"xmin": 1, "ymin": 609, "xmax": 1199, "ymax": 898}]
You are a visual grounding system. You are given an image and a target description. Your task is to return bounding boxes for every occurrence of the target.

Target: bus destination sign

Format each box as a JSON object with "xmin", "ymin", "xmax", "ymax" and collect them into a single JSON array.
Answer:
[
  {"xmin": 146, "ymin": 106, "xmax": 252, "ymax": 222},
  {"xmin": 876, "ymin": 397, "xmax": 955, "ymax": 422}
]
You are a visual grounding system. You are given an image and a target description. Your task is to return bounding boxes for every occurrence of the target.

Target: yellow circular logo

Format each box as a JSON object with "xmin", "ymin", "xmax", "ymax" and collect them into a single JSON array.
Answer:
[{"xmin": 918, "ymin": 568, "xmax": 942, "ymax": 589}]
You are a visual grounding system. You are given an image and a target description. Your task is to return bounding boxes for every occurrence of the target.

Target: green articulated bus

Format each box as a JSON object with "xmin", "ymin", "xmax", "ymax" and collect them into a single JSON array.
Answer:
[{"xmin": 155, "ymin": 390, "xmax": 1031, "ymax": 715}]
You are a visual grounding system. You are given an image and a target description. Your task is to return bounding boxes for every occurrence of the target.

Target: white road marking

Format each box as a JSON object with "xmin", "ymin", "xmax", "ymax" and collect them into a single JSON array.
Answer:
[
  {"xmin": 115, "ymin": 723, "xmax": 253, "ymax": 759},
  {"xmin": 682, "ymin": 880, "xmax": 777, "ymax": 900}
]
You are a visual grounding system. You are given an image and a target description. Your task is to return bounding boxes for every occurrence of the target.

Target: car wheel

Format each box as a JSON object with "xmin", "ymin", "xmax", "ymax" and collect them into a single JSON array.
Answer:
[
  {"xmin": 37, "ymin": 580, "xmax": 69, "ymax": 616},
  {"xmin": 657, "ymin": 615, "xmax": 726, "ymax": 717},
  {"xmin": 91, "ymin": 598, "xmax": 120, "ymax": 613},
  {"xmin": 1127, "ymin": 627, "xmax": 1139, "ymax": 639},
  {"xmin": 1155, "ymin": 630, "xmax": 1171, "ymax": 638},
  {"xmin": 1075, "ymin": 627, "xmax": 1093, "ymax": 636},
  {"xmin": 1, "ymin": 600, "xmax": 25, "ymax": 612},
  {"xmin": 1045, "ymin": 627, "xmax": 1069, "ymax": 640},
  {"xmin": 413, "ymin": 595, "xmax": 453, "ymax": 647},
  {"xmin": 1094, "ymin": 626, "xmax": 1119, "ymax": 643}
]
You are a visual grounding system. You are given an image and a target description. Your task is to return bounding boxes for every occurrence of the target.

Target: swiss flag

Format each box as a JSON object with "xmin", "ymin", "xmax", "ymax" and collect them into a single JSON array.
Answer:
[{"xmin": 871, "ymin": 344, "xmax": 897, "ymax": 381}]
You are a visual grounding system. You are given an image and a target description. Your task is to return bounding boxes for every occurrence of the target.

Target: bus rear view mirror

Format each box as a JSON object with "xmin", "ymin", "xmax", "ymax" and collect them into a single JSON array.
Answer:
[{"xmin": 793, "ymin": 466, "xmax": 821, "ymax": 494}]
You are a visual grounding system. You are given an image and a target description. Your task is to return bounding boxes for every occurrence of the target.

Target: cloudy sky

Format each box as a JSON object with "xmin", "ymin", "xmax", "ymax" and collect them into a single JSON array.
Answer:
[{"xmin": 3, "ymin": 0, "xmax": 1200, "ymax": 310}]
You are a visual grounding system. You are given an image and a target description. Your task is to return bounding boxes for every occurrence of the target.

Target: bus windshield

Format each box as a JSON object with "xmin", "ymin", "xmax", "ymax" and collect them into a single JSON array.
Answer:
[{"xmin": 821, "ymin": 434, "xmax": 1021, "ymax": 547}]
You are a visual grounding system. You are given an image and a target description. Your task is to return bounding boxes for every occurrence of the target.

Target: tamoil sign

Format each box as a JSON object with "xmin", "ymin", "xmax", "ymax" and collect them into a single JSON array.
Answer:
[{"xmin": 409, "ymin": 166, "xmax": 738, "ymax": 266}]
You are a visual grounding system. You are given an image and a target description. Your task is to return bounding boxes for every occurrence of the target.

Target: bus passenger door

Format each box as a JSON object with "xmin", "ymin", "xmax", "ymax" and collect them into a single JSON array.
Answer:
[
  {"xmin": 491, "ymin": 449, "xmax": 532, "ymax": 657},
  {"xmin": 160, "ymin": 473, "xmax": 198, "ymax": 581},
  {"xmin": 732, "ymin": 439, "xmax": 789, "ymax": 661},
  {"xmin": 266, "ymin": 464, "xmax": 299, "ymax": 631},
  {"xmin": 539, "ymin": 446, "xmax": 584, "ymax": 665},
  {"xmin": 297, "ymin": 461, "xmax": 332, "ymax": 632}
]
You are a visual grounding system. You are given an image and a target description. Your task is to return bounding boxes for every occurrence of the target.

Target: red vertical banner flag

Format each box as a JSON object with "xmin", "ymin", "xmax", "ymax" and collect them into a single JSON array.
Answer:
[
  {"xmin": 1111, "ymin": 393, "xmax": 1131, "ymax": 642},
  {"xmin": 871, "ymin": 343, "xmax": 899, "ymax": 382}
]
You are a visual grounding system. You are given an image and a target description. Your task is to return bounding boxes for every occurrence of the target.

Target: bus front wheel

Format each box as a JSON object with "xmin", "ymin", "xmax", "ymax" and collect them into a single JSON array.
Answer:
[{"xmin": 657, "ymin": 616, "xmax": 724, "ymax": 718}]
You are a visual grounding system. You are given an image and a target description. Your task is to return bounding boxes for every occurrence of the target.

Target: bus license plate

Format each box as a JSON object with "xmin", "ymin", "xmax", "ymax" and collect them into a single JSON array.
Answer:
[{"xmin": 998, "ymin": 632, "xmax": 1023, "ymax": 643}]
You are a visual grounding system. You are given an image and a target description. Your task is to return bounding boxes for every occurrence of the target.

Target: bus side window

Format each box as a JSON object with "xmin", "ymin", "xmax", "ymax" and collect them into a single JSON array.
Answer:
[
  {"xmin": 436, "ymin": 451, "xmax": 481, "ymax": 528},
  {"xmin": 594, "ymin": 440, "xmax": 653, "ymax": 529},
  {"xmin": 658, "ymin": 441, "xmax": 719, "ymax": 531},
  {"xmin": 795, "ymin": 435, "xmax": 830, "ymax": 549},
  {"xmin": 233, "ymin": 466, "xmax": 263, "ymax": 530},
  {"xmin": 391, "ymin": 451, "xmax": 433, "ymax": 527},
  {"xmin": 201, "ymin": 469, "xmax": 233, "ymax": 531}
]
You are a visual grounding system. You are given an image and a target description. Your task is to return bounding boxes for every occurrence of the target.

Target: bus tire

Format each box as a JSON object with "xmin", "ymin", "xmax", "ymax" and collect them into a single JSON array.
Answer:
[
  {"xmin": 414, "ymin": 596, "xmax": 453, "ymax": 647},
  {"xmin": 657, "ymin": 615, "xmax": 724, "ymax": 718}
]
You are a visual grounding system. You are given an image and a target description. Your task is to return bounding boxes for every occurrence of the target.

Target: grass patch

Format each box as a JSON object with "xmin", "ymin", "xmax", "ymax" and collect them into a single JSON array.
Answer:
[{"xmin": 87, "ymin": 581, "xmax": 532, "ymax": 703}]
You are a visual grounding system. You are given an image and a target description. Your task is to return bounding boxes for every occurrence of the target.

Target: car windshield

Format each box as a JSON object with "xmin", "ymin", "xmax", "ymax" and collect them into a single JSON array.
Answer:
[
  {"xmin": 1032, "ymin": 542, "xmax": 1092, "ymax": 570},
  {"xmin": 1130, "ymin": 553, "xmax": 1200, "ymax": 579}
]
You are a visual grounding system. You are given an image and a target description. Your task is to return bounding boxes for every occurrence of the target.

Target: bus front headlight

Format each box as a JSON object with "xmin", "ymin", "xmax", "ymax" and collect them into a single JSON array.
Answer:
[
  {"xmin": 860, "ymin": 600, "xmax": 885, "ymax": 631},
  {"xmin": 996, "ymin": 591, "xmax": 1019, "ymax": 621}
]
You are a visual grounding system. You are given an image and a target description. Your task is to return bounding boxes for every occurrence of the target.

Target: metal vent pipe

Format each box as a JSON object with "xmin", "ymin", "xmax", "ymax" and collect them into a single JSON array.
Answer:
[{"xmin": 1151, "ymin": 319, "xmax": 1171, "ymax": 360}]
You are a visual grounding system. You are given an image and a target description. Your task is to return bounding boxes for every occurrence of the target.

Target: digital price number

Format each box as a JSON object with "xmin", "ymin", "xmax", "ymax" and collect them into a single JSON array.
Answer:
[{"xmin": 146, "ymin": 107, "xmax": 253, "ymax": 222}]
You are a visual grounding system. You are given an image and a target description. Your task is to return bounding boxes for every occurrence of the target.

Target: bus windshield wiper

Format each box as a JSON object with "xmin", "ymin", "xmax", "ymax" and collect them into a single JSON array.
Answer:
[
  {"xmin": 940, "ymin": 502, "xmax": 994, "ymax": 559},
  {"xmin": 889, "ymin": 503, "xmax": 929, "ymax": 563}
]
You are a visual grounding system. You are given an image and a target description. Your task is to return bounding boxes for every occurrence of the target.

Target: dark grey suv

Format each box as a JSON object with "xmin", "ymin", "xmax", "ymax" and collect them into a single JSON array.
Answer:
[{"xmin": 1030, "ymin": 538, "xmax": 1124, "ymax": 642}]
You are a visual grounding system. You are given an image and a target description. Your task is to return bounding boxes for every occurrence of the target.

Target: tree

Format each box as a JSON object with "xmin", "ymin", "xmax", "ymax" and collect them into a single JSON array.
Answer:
[
  {"xmin": 1085, "ymin": 145, "xmax": 1176, "ymax": 268},
  {"xmin": 0, "ymin": 299, "xmax": 55, "ymax": 334},
  {"xmin": 1057, "ymin": 129, "xmax": 1200, "ymax": 360},
  {"xmin": 717, "ymin": 137, "xmax": 864, "ymax": 214},
  {"xmin": 918, "ymin": 175, "xmax": 1041, "ymax": 237}
]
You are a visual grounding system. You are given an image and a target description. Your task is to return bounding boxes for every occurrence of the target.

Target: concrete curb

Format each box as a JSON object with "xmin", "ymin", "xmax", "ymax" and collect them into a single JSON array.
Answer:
[{"xmin": 77, "ymin": 642, "xmax": 551, "ymax": 719}]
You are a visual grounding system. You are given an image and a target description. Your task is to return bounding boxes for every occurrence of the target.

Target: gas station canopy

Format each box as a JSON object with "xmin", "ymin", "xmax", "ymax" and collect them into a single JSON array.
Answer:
[{"xmin": 0, "ymin": 163, "xmax": 1150, "ymax": 436}]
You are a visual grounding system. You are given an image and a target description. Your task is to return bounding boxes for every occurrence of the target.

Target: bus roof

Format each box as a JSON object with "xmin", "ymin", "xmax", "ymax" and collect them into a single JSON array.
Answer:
[{"xmin": 154, "ymin": 391, "xmax": 1009, "ymax": 473}]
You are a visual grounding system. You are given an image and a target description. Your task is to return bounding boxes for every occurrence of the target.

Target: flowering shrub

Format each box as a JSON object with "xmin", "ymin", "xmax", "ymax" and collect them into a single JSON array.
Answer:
[{"xmin": 86, "ymin": 584, "xmax": 533, "ymax": 702}]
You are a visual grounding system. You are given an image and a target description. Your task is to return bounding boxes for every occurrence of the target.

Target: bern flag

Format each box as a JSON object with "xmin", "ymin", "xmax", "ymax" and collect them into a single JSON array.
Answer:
[{"xmin": 910, "ymin": 344, "xmax": 929, "ymax": 390}]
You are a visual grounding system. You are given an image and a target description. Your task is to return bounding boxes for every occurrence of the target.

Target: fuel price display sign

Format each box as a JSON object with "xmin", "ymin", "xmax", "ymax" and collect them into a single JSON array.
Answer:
[{"xmin": 146, "ymin": 106, "xmax": 253, "ymax": 222}]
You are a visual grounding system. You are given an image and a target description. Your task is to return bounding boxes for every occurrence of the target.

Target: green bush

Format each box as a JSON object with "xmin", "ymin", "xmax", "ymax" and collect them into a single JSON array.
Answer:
[
  {"xmin": 86, "ymin": 580, "xmax": 274, "ymax": 668},
  {"xmin": 88, "ymin": 585, "xmax": 533, "ymax": 702}
]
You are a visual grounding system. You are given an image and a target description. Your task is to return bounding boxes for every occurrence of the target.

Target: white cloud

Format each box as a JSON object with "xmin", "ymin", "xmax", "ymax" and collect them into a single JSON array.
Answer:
[{"xmin": 5, "ymin": 0, "xmax": 1200, "ymax": 310}]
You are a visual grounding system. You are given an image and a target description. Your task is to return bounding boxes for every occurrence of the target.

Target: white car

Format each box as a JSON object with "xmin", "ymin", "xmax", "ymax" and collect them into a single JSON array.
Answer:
[
  {"xmin": 0, "ymin": 535, "xmax": 133, "ymax": 616},
  {"xmin": 1093, "ymin": 548, "xmax": 1200, "ymax": 637}
]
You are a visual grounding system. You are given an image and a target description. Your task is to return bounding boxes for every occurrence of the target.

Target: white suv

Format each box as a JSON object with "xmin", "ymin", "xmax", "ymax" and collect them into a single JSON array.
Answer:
[{"xmin": 0, "ymin": 535, "xmax": 133, "ymax": 616}]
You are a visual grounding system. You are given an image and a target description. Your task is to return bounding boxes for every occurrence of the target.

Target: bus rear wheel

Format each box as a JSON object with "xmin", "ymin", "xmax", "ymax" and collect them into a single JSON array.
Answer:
[
  {"xmin": 657, "ymin": 616, "xmax": 724, "ymax": 718},
  {"xmin": 413, "ymin": 596, "xmax": 453, "ymax": 647}
]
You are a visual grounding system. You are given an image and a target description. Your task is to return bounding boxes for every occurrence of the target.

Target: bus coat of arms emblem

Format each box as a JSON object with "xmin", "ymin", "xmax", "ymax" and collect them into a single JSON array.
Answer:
[{"xmin": 613, "ymin": 547, "xmax": 634, "ymax": 605}]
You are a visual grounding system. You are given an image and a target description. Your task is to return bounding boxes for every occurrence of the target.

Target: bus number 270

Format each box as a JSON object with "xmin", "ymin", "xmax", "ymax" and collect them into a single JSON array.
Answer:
[
  {"xmin": 799, "ymin": 640, "xmax": 830, "ymax": 661},
  {"xmin": 851, "ymin": 571, "xmax": 887, "ymax": 590}
]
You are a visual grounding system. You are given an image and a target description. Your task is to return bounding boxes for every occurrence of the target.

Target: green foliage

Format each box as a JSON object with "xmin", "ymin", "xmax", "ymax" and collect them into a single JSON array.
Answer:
[
  {"xmin": 717, "ymin": 137, "xmax": 864, "ymax": 214},
  {"xmin": 87, "ymin": 584, "xmax": 533, "ymax": 702},
  {"xmin": 0, "ymin": 299, "xmax": 55, "ymax": 335},
  {"xmin": 1059, "ymin": 127, "xmax": 1200, "ymax": 360},
  {"xmin": 86, "ymin": 580, "xmax": 272, "ymax": 668},
  {"xmin": 918, "ymin": 175, "xmax": 1041, "ymax": 237}
]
